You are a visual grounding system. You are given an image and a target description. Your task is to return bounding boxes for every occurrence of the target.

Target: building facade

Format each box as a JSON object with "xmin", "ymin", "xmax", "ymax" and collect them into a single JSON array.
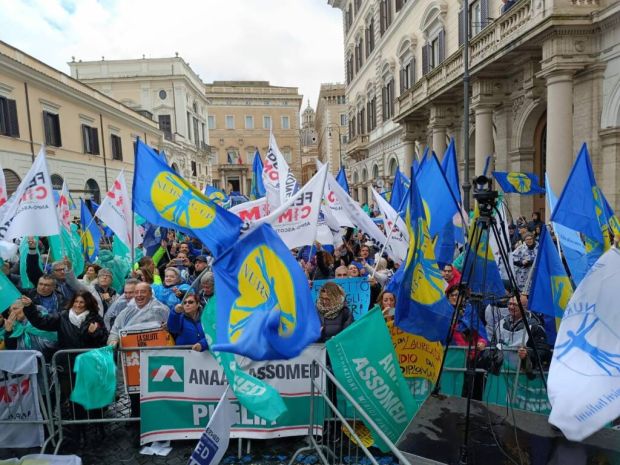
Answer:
[
  {"xmin": 205, "ymin": 81, "xmax": 302, "ymax": 195},
  {"xmin": 0, "ymin": 40, "xmax": 161, "ymax": 207},
  {"xmin": 300, "ymin": 102, "xmax": 319, "ymax": 183},
  {"xmin": 69, "ymin": 56, "xmax": 212, "ymax": 191},
  {"xmin": 330, "ymin": 0, "xmax": 620, "ymax": 216},
  {"xmin": 315, "ymin": 83, "xmax": 347, "ymax": 176}
]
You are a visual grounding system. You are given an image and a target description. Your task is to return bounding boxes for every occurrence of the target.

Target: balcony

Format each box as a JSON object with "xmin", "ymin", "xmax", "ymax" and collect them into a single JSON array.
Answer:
[
  {"xmin": 397, "ymin": 0, "xmax": 544, "ymax": 121},
  {"xmin": 346, "ymin": 134, "xmax": 369, "ymax": 162}
]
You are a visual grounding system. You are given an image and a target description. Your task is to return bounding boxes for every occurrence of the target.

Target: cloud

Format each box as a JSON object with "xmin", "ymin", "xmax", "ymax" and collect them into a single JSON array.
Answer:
[{"xmin": 0, "ymin": 0, "xmax": 344, "ymax": 111}]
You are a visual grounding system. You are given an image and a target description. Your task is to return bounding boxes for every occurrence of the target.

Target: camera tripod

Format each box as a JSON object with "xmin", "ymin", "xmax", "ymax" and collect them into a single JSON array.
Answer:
[{"xmin": 431, "ymin": 175, "xmax": 548, "ymax": 465}]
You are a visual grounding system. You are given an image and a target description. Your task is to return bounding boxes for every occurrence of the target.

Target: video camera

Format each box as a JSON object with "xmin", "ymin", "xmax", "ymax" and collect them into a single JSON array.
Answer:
[{"xmin": 472, "ymin": 175, "xmax": 499, "ymax": 217}]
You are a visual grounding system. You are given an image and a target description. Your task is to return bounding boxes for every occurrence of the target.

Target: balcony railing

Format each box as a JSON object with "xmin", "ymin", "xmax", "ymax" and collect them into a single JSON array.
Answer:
[{"xmin": 346, "ymin": 134, "xmax": 369, "ymax": 162}]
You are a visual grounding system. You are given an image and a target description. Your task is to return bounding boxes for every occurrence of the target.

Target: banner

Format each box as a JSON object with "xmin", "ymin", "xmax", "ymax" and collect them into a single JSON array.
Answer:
[
  {"xmin": 311, "ymin": 277, "xmax": 370, "ymax": 320},
  {"xmin": 119, "ymin": 324, "xmax": 174, "ymax": 393},
  {"xmin": 386, "ymin": 320, "xmax": 443, "ymax": 383},
  {"xmin": 95, "ymin": 171, "xmax": 133, "ymax": 248},
  {"xmin": 0, "ymin": 351, "xmax": 44, "ymax": 448},
  {"xmin": 139, "ymin": 345, "xmax": 325, "ymax": 444},
  {"xmin": 326, "ymin": 309, "xmax": 416, "ymax": 452}
]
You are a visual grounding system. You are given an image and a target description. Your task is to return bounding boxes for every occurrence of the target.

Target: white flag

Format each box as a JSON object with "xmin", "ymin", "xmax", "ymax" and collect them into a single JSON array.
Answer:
[
  {"xmin": 0, "ymin": 147, "xmax": 59, "ymax": 241},
  {"xmin": 0, "ymin": 164, "xmax": 7, "ymax": 207},
  {"xmin": 256, "ymin": 164, "xmax": 328, "ymax": 250},
  {"xmin": 262, "ymin": 133, "xmax": 298, "ymax": 210},
  {"xmin": 188, "ymin": 388, "xmax": 234, "ymax": 465},
  {"xmin": 548, "ymin": 248, "xmax": 620, "ymax": 441},
  {"xmin": 317, "ymin": 160, "xmax": 353, "ymax": 228},
  {"xmin": 371, "ymin": 187, "xmax": 408, "ymax": 263},
  {"xmin": 57, "ymin": 181, "xmax": 72, "ymax": 232},
  {"xmin": 95, "ymin": 171, "xmax": 133, "ymax": 248}
]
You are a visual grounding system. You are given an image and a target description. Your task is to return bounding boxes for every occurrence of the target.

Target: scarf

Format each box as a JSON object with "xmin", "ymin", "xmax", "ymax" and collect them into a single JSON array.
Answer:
[
  {"xmin": 69, "ymin": 309, "xmax": 90, "ymax": 328},
  {"xmin": 2, "ymin": 320, "xmax": 58, "ymax": 349},
  {"xmin": 316, "ymin": 299, "xmax": 345, "ymax": 320}
]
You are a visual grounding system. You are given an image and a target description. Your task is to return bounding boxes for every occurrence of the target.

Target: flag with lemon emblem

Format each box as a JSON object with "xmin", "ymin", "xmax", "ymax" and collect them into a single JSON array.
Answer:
[
  {"xmin": 80, "ymin": 199, "xmax": 101, "ymax": 262},
  {"xmin": 212, "ymin": 223, "xmax": 319, "ymax": 360},
  {"xmin": 492, "ymin": 171, "xmax": 545, "ymax": 195},
  {"xmin": 133, "ymin": 140, "xmax": 241, "ymax": 257},
  {"xmin": 394, "ymin": 173, "xmax": 453, "ymax": 342}
]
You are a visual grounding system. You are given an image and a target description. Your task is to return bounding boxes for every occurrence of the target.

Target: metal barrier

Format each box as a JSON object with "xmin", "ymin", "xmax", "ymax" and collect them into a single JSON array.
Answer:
[
  {"xmin": 289, "ymin": 359, "xmax": 413, "ymax": 465},
  {"xmin": 0, "ymin": 350, "xmax": 56, "ymax": 453}
]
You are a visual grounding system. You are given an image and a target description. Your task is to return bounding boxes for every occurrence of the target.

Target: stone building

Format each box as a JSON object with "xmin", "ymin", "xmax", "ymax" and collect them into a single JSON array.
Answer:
[
  {"xmin": 329, "ymin": 0, "xmax": 620, "ymax": 215},
  {"xmin": 205, "ymin": 81, "xmax": 303, "ymax": 195},
  {"xmin": 315, "ymin": 83, "xmax": 348, "ymax": 176},
  {"xmin": 300, "ymin": 101, "xmax": 319, "ymax": 183},
  {"xmin": 0, "ymin": 40, "xmax": 161, "ymax": 206},
  {"xmin": 69, "ymin": 55, "xmax": 211, "ymax": 191}
]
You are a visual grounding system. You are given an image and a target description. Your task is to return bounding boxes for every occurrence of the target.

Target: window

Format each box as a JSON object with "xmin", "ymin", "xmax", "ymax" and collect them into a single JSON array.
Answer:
[
  {"xmin": 0, "ymin": 97, "xmax": 19, "ymax": 138},
  {"xmin": 381, "ymin": 79, "xmax": 394, "ymax": 121},
  {"xmin": 187, "ymin": 112, "xmax": 192, "ymax": 140},
  {"xmin": 207, "ymin": 115, "xmax": 215, "ymax": 129},
  {"xmin": 365, "ymin": 17, "xmax": 375, "ymax": 57},
  {"xmin": 193, "ymin": 117, "xmax": 200, "ymax": 147},
  {"xmin": 111, "ymin": 134, "xmax": 123, "ymax": 161},
  {"xmin": 225, "ymin": 115, "xmax": 234, "ymax": 129},
  {"xmin": 158, "ymin": 114, "xmax": 172, "ymax": 140},
  {"xmin": 357, "ymin": 107, "xmax": 366, "ymax": 135},
  {"xmin": 421, "ymin": 7, "xmax": 446, "ymax": 75},
  {"xmin": 245, "ymin": 116, "xmax": 254, "ymax": 129},
  {"xmin": 81, "ymin": 124, "xmax": 99, "ymax": 155},
  {"xmin": 366, "ymin": 97, "xmax": 376, "ymax": 131},
  {"xmin": 263, "ymin": 116, "xmax": 272, "ymax": 129},
  {"xmin": 340, "ymin": 113, "xmax": 347, "ymax": 126},
  {"xmin": 345, "ymin": 4, "xmax": 352, "ymax": 33},
  {"xmin": 158, "ymin": 90, "xmax": 167, "ymax": 100},
  {"xmin": 380, "ymin": 0, "xmax": 392, "ymax": 36},
  {"xmin": 346, "ymin": 54, "xmax": 354, "ymax": 84},
  {"xmin": 400, "ymin": 60, "xmax": 414, "ymax": 93},
  {"xmin": 281, "ymin": 116, "xmax": 290, "ymax": 129},
  {"xmin": 395, "ymin": 0, "xmax": 405, "ymax": 12},
  {"xmin": 191, "ymin": 161, "xmax": 197, "ymax": 177},
  {"xmin": 355, "ymin": 37, "xmax": 364, "ymax": 72},
  {"xmin": 43, "ymin": 111, "xmax": 61, "ymax": 147}
]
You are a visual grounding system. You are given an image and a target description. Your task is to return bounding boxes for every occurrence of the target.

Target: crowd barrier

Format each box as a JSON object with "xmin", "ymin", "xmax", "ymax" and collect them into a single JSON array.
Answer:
[{"xmin": 1, "ymin": 345, "xmax": 551, "ymax": 458}]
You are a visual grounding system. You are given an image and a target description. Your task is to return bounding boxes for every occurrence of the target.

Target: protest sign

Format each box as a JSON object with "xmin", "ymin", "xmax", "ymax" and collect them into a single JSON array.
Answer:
[{"xmin": 311, "ymin": 277, "xmax": 370, "ymax": 320}]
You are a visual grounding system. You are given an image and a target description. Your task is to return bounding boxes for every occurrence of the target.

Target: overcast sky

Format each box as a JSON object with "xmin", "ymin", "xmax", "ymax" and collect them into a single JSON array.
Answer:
[{"xmin": 0, "ymin": 0, "xmax": 344, "ymax": 114}]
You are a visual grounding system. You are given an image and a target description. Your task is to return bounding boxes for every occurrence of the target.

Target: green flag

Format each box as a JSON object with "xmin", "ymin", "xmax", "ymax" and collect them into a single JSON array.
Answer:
[
  {"xmin": 49, "ymin": 225, "xmax": 85, "ymax": 277},
  {"xmin": 201, "ymin": 296, "xmax": 287, "ymax": 422},
  {"xmin": 326, "ymin": 308, "xmax": 417, "ymax": 452},
  {"xmin": 19, "ymin": 238, "xmax": 42, "ymax": 289},
  {"xmin": 0, "ymin": 259, "xmax": 22, "ymax": 312}
]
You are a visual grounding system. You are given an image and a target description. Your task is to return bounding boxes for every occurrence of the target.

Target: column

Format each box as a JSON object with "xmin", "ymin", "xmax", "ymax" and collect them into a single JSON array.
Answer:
[
  {"xmin": 473, "ymin": 105, "xmax": 494, "ymax": 176},
  {"xmin": 544, "ymin": 71, "xmax": 575, "ymax": 195},
  {"xmin": 400, "ymin": 119, "xmax": 427, "ymax": 174},
  {"xmin": 428, "ymin": 105, "xmax": 452, "ymax": 160},
  {"xmin": 432, "ymin": 126, "xmax": 447, "ymax": 159}
]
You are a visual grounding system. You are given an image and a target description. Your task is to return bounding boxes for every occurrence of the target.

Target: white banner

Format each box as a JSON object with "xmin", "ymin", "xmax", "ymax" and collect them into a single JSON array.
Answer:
[
  {"xmin": 548, "ymin": 248, "xmax": 620, "ymax": 441},
  {"xmin": 317, "ymin": 161, "xmax": 353, "ymax": 228},
  {"xmin": 0, "ymin": 163, "xmax": 7, "ymax": 207},
  {"xmin": 0, "ymin": 147, "xmax": 60, "ymax": 241},
  {"xmin": 0, "ymin": 351, "xmax": 44, "ymax": 448},
  {"xmin": 371, "ymin": 187, "xmax": 408, "ymax": 263},
  {"xmin": 95, "ymin": 171, "xmax": 133, "ymax": 248},
  {"xmin": 57, "ymin": 181, "xmax": 72, "ymax": 232},
  {"xmin": 140, "ymin": 345, "xmax": 325, "ymax": 443}
]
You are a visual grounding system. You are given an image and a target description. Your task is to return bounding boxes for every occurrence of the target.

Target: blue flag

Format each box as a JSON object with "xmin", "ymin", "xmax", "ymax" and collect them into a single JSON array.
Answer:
[
  {"xmin": 460, "ymin": 205, "xmax": 506, "ymax": 298},
  {"xmin": 212, "ymin": 223, "xmax": 320, "ymax": 360},
  {"xmin": 80, "ymin": 199, "xmax": 101, "ymax": 262},
  {"xmin": 416, "ymin": 153, "xmax": 460, "ymax": 237},
  {"xmin": 529, "ymin": 228, "xmax": 573, "ymax": 319},
  {"xmin": 492, "ymin": 171, "xmax": 545, "ymax": 195},
  {"xmin": 457, "ymin": 304, "xmax": 488, "ymax": 341},
  {"xmin": 132, "ymin": 140, "xmax": 241, "ymax": 257},
  {"xmin": 441, "ymin": 138, "xmax": 465, "ymax": 244},
  {"xmin": 250, "ymin": 150, "xmax": 266, "ymax": 200},
  {"xmin": 546, "ymin": 174, "xmax": 587, "ymax": 285},
  {"xmin": 394, "ymin": 172, "xmax": 453, "ymax": 342},
  {"xmin": 550, "ymin": 143, "xmax": 604, "ymax": 244},
  {"xmin": 389, "ymin": 169, "xmax": 408, "ymax": 212},
  {"xmin": 203, "ymin": 186, "xmax": 231, "ymax": 209},
  {"xmin": 336, "ymin": 166, "xmax": 350, "ymax": 195}
]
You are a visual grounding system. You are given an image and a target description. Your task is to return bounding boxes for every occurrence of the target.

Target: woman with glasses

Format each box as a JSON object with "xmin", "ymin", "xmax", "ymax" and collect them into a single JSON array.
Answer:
[{"xmin": 167, "ymin": 291, "xmax": 207, "ymax": 352}]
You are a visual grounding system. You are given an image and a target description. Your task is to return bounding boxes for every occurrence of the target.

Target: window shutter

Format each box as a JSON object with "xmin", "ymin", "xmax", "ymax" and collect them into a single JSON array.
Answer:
[
  {"xmin": 438, "ymin": 29, "xmax": 445, "ymax": 63},
  {"xmin": 458, "ymin": 9, "xmax": 464, "ymax": 46},
  {"xmin": 92, "ymin": 127, "xmax": 100, "ymax": 154},
  {"xmin": 81, "ymin": 124, "xmax": 89, "ymax": 152},
  {"xmin": 381, "ymin": 86, "xmax": 387, "ymax": 121},
  {"xmin": 481, "ymin": 0, "xmax": 489, "ymax": 28},
  {"xmin": 399, "ymin": 68, "xmax": 404, "ymax": 94},
  {"xmin": 6, "ymin": 99, "xmax": 19, "ymax": 137},
  {"xmin": 422, "ymin": 44, "xmax": 429, "ymax": 76},
  {"xmin": 411, "ymin": 57, "xmax": 416, "ymax": 84}
]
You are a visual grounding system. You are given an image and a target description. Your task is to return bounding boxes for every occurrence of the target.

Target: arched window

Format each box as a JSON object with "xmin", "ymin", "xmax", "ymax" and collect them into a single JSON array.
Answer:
[
  {"xmin": 353, "ymin": 171, "xmax": 359, "ymax": 184},
  {"xmin": 421, "ymin": 3, "xmax": 446, "ymax": 75},
  {"xmin": 388, "ymin": 158, "xmax": 398, "ymax": 177},
  {"xmin": 3, "ymin": 169, "xmax": 20, "ymax": 196},
  {"xmin": 362, "ymin": 168, "xmax": 368, "ymax": 183},
  {"xmin": 51, "ymin": 174, "xmax": 64, "ymax": 190},
  {"xmin": 398, "ymin": 38, "xmax": 416, "ymax": 94},
  {"xmin": 381, "ymin": 63, "xmax": 395, "ymax": 121},
  {"xmin": 372, "ymin": 164, "xmax": 379, "ymax": 179},
  {"xmin": 366, "ymin": 81, "xmax": 377, "ymax": 132},
  {"xmin": 84, "ymin": 178, "xmax": 100, "ymax": 204}
]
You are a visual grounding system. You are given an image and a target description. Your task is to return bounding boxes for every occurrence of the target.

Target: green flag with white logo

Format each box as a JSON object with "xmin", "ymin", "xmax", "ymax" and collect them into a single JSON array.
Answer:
[
  {"xmin": 326, "ymin": 308, "xmax": 417, "ymax": 452},
  {"xmin": 201, "ymin": 296, "xmax": 287, "ymax": 422},
  {"xmin": 0, "ymin": 259, "xmax": 21, "ymax": 312}
]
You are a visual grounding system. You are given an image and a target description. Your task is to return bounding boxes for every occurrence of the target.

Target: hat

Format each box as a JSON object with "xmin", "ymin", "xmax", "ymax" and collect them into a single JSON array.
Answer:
[{"xmin": 195, "ymin": 255, "xmax": 209, "ymax": 263}]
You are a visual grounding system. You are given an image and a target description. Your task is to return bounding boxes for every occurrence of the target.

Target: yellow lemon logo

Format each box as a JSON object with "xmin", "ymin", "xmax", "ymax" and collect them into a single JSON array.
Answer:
[
  {"xmin": 409, "ymin": 218, "xmax": 445, "ymax": 305},
  {"xmin": 551, "ymin": 276, "xmax": 572, "ymax": 315},
  {"xmin": 208, "ymin": 190, "xmax": 227, "ymax": 207},
  {"xmin": 507, "ymin": 173, "xmax": 531, "ymax": 193},
  {"xmin": 151, "ymin": 172, "xmax": 216, "ymax": 228},
  {"xmin": 229, "ymin": 246, "xmax": 296, "ymax": 343},
  {"xmin": 82, "ymin": 230, "xmax": 95, "ymax": 258}
]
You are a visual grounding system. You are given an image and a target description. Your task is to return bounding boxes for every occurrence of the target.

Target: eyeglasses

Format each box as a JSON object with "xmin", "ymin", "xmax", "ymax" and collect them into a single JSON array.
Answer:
[
  {"xmin": 184, "ymin": 300, "xmax": 196, "ymax": 305},
  {"xmin": 53, "ymin": 268, "xmax": 66, "ymax": 272}
]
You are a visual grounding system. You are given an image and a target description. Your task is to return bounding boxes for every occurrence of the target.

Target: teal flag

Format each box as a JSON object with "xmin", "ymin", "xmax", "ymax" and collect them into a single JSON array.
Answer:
[
  {"xmin": 0, "ymin": 259, "xmax": 22, "ymax": 312},
  {"xmin": 326, "ymin": 308, "xmax": 416, "ymax": 452},
  {"xmin": 19, "ymin": 238, "xmax": 42, "ymax": 289},
  {"xmin": 201, "ymin": 296, "xmax": 287, "ymax": 422},
  {"xmin": 49, "ymin": 224, "xmax": 85, "ymax": 277}
]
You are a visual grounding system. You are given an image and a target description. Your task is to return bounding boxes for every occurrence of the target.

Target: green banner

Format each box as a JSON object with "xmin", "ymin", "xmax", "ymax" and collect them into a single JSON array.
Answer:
[{"xmin": 326, "ymin": 308, "xmax": 417, "ymax": 452}]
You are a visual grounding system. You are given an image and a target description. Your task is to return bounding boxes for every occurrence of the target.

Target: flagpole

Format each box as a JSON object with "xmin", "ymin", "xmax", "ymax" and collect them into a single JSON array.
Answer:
[
  {"xmin": 309, "ymin": 165, "xmax": 330, "ymax": 281},
  {"xmin": 371, "ymin": 215, "xmax": 397, "ymax": 279}
]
